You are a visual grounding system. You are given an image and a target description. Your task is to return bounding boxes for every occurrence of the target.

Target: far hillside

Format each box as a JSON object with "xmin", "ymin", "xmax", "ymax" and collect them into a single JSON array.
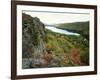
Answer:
[{"xmin": 56, "ymin": 21, "xmax": 89, "ymax": 40}]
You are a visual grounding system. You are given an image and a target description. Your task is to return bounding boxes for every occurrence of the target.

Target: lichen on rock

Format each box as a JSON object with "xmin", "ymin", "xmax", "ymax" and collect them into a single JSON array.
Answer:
[{"xmin": 22, "ymin": 13, "xmax": 47, "ymax": 68}]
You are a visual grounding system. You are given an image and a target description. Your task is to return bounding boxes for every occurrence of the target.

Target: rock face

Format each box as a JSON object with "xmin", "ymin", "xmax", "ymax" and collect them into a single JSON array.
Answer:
[{"xmin": 22, "ymin": 13, "xmax": 46, "ymax": 68}]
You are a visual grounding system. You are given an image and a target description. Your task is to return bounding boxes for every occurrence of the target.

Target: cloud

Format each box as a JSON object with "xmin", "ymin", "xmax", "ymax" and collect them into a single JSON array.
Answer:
[{"xmin": 23, "ymin": 11, "xmax": 90, "ymax": 24}]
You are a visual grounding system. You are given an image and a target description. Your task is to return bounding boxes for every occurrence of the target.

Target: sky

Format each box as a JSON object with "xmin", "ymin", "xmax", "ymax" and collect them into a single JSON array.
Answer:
[{"xmin": 23, "ymin": 10, "xmax": 90, "ymax": 25}]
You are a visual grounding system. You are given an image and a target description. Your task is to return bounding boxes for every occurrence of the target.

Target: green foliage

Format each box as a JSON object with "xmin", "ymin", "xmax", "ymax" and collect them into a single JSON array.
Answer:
[
  {"xmin": 45, "ymin": 29, "xmax": 71, "ymax": 55},
  {"xmin": 80, "ymin": 48, "xmax": 89, "ymax": 65}
]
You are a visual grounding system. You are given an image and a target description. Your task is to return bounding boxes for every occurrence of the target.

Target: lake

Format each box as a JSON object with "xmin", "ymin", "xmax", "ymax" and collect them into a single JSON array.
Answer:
[{"xmin": 45, "ymin": 26, "xmax": 80, "ymax": 36}]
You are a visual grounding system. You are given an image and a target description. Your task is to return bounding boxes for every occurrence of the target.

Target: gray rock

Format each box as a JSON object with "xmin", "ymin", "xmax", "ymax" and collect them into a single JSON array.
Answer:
[{"xmin": 22, "ymin": 13, "xmax": 47, "ymax": 68}]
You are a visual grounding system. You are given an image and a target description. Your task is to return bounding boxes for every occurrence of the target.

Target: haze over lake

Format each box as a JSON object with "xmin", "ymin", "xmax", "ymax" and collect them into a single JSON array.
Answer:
[{"xmin": 45, "ymin": 26, "xmax": 80, "ymax": 36}]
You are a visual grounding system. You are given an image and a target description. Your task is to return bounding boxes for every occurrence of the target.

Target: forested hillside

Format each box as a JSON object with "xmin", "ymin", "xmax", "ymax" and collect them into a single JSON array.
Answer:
[{"xmin": 56, "ymin": 21, "xmax": 89, "ymax": 40}]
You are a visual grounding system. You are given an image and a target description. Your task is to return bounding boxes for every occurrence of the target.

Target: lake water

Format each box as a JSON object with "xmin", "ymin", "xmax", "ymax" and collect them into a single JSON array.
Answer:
[{"xmin": 45, "ymin": 26, "xmax": 80, "ymax": 36}]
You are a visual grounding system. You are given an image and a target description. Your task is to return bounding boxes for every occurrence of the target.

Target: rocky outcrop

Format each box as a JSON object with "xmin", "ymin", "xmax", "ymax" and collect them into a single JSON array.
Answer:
[{"xmin": 22, "ymin": 13, "xmax": 47, "ymax": 68}]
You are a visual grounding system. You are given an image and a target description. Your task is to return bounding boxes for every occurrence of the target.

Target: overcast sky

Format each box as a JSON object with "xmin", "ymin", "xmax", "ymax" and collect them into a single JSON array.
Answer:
[{"xmin": 23, "ymin": 11, "xmax": 90, "ymax": 25}]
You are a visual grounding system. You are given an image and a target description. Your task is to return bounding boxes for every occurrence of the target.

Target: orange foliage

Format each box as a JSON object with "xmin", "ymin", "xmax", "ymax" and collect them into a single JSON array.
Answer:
[
  {"xmin": 41, "ymin": 51, "xmax": 52, "ymax": 66},
  {"xmin": 46, "ymin": 44, "xmax": 51, "ymax": 48},
  {"xmin": 43, "ymin": 53, "xmax": 52, "ymax": 62},
  {"xmin": 70, "ymin": 48, "xmax": 81, "ymax": 65}
]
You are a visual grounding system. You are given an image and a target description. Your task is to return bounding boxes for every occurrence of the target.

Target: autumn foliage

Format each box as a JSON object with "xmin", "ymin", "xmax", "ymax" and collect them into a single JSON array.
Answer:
[{"xmin": 70, "ymin": 48, "xmax": 81, "ymax": 65}]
